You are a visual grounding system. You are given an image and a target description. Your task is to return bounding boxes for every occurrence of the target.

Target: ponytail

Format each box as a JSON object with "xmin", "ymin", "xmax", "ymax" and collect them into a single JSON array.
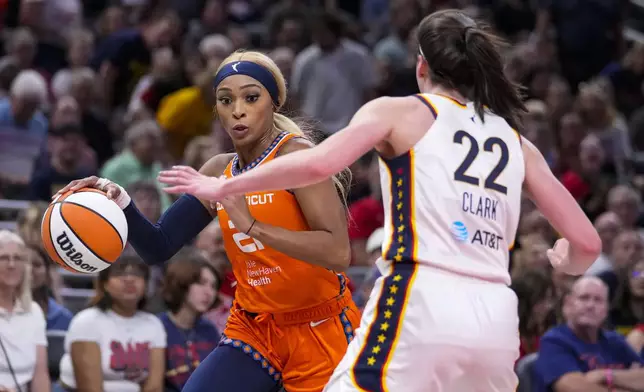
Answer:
[
  {"xmin": 417, "ymin": 10, "xmax": 527, "ymax": 131},
  {"xmin": 464, "ymin": 29, "xmax": 526, "ymax": 131},
  {"xmin": 273, "ymin": 113, "xmax": 352, "ymax": 208}
]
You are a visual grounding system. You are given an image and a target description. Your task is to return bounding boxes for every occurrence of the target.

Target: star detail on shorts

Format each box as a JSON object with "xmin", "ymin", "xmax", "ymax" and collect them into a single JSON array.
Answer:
[
  {"xmin": 367, "ymin": 357, "xmax": 376, "ymax": 366},
  {"xmin": 372, "ymin": 346, "xmax": 381, "ymax": 354},
  {"xmin": 384, "ymin": 310, "xmax": 392, "ymax": 319},
  {"xmin": 380, "ymin": 322, "xmax": 390, "ymax": 331},
  {"xmin": 377, "ymin": 334, "xmax": 386, "ymax": 343},
  {"xmin": 393, "ymin": 274, "xmax": 402, "ymax": 282}
]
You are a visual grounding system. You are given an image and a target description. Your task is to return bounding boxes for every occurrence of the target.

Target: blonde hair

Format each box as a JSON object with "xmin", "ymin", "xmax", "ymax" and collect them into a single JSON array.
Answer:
[
  {"xmin": 214, "ymin": 50, "xmax": 351, "ymax": 205},
  {"xmin": 0, "ymin": 230, "xmax": 32, "ymax": 311}
]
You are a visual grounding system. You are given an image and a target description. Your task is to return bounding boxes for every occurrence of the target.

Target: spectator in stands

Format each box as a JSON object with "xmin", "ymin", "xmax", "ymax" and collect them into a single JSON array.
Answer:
[
  {"xmin": 0, "ymin": 230, "xmax": 50, "ymax": 392},
  {"xmin": 27, "ymin": 244, "xmax": 72, "ymax": 331},
  {"xmin": 100, "ymin": 119, "xmax": 170, "ymax": 209},
  {"xmin": 183, "ymin": 0, "xmax": 229, "ymax": 52},
  {"xmin": 533, "ymin": 277, "xmax": 644, "ymax": 392},
  {"xmin": 291, "ymin": 10, "xmax": 377, "ymax": 135},
  {"xmin": 354, "ymin": 227, "xmax": 384, "ymax": 310},
  {"xmin": 626, "ymin": 324, "xmax": 644, "ymax": 356},
  {"xmin": 158, "ymin": 249, "xmax": 220, "ymax": 392},
  {"xmin": 554, "ymin": 111, "xmax": 585, "ymax": 176},
  {"xmin": 58, "ymin": 255, "xmax": 166, "ymax": 392},
  {"xmin": 0, "ymin": 70, "xmax": 48, "ymax": 136},
  {"xmin": 127, "ymin": 181, "xmax": 162, "ymax": 223},
  {"xmin": 156, "ymin": 66, "xmax": 217, "ymax": 160},
  {"xmin": 19, "ymin": 0, "xmax": 83, "ymax": 75},
  {"xmin": 577, "ymin": 81, "xmax": 632, "ymax": 180},
  {"xmin": 607, "ymin": 185, "xmax": 643, "ymax": 232},
  {"xmin": 518, "ymin": 209, "xmax": 558, "ymax": 245},
  {"xmin": 599, "ymin": 229, "xmax": 643, "ymax": 298},
  {"xmin": 198, "ymin": 34, "xmax": 233, "ymax": 70},
  {"xmin": 67, "ymin": 68, "xmax": 114, "ymax": 165},
  {"xmin": 561, "ymin": 134, "xmax": 614, "ymax": 220},
  {"xmin": 586, "ymin": 211, "xmax": 623, "ymax": 275},
  {"xmin": 51, "ymin": 29, "xmax": 95, "ymax": 100},
  {"xmin": 91, "ymin": 10, "xmax": 181, "ymax": 107},
  {"xmin": 610, "ymin": 258, "xmax": 644, "ymax": 335},
  {"xmin": 511, "ymin": 269, "xmax": 557, "ymax": 360},
  {"xmin": 183, "ymin": 136, "xmax": 221, "ymax": 171},
  {"xmin": 512, "ymin": 234, "xmax": 551, "ymax": 276},
  {"xmin": 347, "ymin": 152, "xmax": 383, "ymax": 265},
  {"xmin": 4, "ymin": 28, "xmax": 37, "ymax": 71},
  {"xmin": 29, "ymin": 123, "xmax": 96, "ymax": 201}
]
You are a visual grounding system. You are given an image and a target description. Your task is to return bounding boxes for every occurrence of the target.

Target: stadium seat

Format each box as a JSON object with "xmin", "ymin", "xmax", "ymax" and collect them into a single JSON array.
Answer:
[{"xmin": 515, "ymin": 352, "xmax": 538, "ymax": 392}]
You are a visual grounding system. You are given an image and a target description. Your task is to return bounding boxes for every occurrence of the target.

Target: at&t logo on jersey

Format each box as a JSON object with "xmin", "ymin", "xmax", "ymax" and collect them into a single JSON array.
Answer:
[
  {"xmin": 451, "ymin": 221, "xmax": 504, "ymax": 250},
  {"xmin": 451, "ymin": 221, "xmax": 469, "ymax": 242}
]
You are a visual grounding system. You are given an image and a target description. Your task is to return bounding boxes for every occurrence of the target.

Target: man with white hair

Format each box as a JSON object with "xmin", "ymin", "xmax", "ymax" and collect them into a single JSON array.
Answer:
[
  {"xmin": 0, "ymin": 70, "xmax": 48, "ymax": 136},
  {"xmin": 533, "ymin": 277, "xmax": 644, "ymax": 392}
]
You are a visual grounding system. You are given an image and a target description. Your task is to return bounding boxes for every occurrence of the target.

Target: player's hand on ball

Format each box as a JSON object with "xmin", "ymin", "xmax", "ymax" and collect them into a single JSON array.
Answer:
[
  {"xmin": 159, "ymin": 165, "xmax": 225, "ymax": 201},
  {"xmin": 53, "ymin": 176, "xmax": 122, "ymax": 201}
]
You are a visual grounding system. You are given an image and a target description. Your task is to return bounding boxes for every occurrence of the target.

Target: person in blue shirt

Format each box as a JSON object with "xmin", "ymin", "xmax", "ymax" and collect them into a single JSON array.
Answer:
[
  {"xmin": 533, "ymin": 276, "xmax": 644, "ymax": 392},
  {"xmin": 27, "ymin": 244, "xmax": 73, "ymax": 331},
  {"xmin": 157, "ymin": 248, "xmax": 221, "ymax": 392},
  {"xmin": 90, "ymin": 10, "xmax": 180, "ymax": 108}
]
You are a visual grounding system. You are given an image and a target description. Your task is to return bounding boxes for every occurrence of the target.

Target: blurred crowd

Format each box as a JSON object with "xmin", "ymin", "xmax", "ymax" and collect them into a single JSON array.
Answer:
[{"xmin": 0, "ymin": 0, "xmax": 643, "ymax": 391}]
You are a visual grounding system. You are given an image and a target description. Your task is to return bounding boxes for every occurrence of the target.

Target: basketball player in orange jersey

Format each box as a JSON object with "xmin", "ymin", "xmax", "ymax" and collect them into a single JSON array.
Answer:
[
  {"xmin": 54, "ymin": 50, "xmax": 360, "ymax": 392},
  {"xmin": 159, "ymin": 10, "xmax": 602, "ymax": 392}
]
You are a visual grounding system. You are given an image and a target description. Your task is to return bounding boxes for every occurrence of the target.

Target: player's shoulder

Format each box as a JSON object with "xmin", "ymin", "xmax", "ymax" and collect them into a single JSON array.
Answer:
[
  {"xmin": 277, "ymin": 134, "xmax": 315, "ymax": 156},
  {"xmin": 357, "ymin": 95, "xmax": 426, "ymax": 121},
  {"xmin": 199, "ymin": 153, "xmax": 236, "ymax": 177}
]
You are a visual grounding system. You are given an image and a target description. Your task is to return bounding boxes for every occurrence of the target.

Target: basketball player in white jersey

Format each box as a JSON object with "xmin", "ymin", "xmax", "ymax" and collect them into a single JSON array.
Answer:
[{"xmin": 158, "ymin": 10, "xmax": 601, "ymax": 392}]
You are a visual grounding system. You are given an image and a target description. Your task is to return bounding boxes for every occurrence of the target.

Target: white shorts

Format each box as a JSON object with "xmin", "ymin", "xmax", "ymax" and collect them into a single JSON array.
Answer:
[{"xmin": 324, "ymin": 260, "xmax": 520, "ymax": 392}]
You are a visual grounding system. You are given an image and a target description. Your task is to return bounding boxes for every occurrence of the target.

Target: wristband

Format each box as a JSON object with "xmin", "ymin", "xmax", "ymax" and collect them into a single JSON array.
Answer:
[
  {"xmin": 96, "ymin": 178, "xmax": 132, "ymax": 210},
  {"xmin": 605, "ymin": 368, "xmax": 614, "ymax": 391}
]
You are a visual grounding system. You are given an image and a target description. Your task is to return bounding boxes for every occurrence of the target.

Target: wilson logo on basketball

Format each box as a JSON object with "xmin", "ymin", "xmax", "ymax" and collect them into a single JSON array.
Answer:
[{"xmin": 56, "ymin": 232, "xmax": 98, "ymax": 273}]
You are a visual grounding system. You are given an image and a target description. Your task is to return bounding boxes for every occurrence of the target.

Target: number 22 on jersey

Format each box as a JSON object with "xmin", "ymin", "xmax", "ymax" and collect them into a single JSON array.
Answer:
[{"xmin": 453, "ymin": 130, "xmax": 509, "ymax": 194}]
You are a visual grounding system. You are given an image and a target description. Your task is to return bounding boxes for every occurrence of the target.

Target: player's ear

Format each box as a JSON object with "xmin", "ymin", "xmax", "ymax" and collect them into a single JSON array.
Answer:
[{"xmin": 416, "ymin": 55, "xmax": 428, "ymax": 81}]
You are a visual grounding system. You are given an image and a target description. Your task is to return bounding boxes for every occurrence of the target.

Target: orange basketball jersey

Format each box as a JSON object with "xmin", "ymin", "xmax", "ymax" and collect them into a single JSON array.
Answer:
[{"xmin": 216, "ymin": 132, "xmax": 346, "ymax": 314}]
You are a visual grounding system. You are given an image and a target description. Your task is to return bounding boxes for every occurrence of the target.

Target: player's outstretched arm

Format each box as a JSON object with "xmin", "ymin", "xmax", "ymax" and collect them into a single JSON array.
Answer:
[
  {"xmin": 159, "ymin": 98, "xmax": 394, "ymax": 200},
  {"xmin": 51, "ymin": 155, "xmax": 232, "ymax": 265},
  {"xmin": 523, "ymin": 138, "xmax": 601, "ymax": 275}
]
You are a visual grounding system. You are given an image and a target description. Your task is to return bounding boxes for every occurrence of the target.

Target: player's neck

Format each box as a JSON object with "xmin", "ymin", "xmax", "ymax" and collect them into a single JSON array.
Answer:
[
  {"xmin": 236, "ymin": 128, "xmax": 280, "ymax": 169},
  {"xmin": 170, "ymin": 306, "xmax": 198, "ymax": 329},
  {"xmin": 423, "ymin": 85, "xmax": 468, "ymax": 104}
]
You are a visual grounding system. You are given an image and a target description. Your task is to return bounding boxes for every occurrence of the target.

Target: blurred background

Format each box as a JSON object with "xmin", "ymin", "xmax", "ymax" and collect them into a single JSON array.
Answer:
[{"xmin": 0, "ymin": 0, "xmax": 643, "ymax": 391}]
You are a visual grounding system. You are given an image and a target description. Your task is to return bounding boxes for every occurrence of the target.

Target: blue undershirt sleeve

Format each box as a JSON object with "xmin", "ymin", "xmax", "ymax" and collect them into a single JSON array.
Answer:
[{"xmin": 122, "ymin": 194, "xmax": 214, "ymax": 265}]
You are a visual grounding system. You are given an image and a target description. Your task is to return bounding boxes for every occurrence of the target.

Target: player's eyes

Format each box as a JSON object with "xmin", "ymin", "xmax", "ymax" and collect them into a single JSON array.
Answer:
[
  {"xmin": 246, "ymin": 94, "xmax": 259, "ymax": 103},
  {"xmin": 218, "ymin": 97, "xmax": 232, "ymax": 105}
]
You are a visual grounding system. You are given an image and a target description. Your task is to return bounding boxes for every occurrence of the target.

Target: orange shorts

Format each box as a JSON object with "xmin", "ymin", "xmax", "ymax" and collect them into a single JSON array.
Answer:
[{"xmin": 220, "ymin": 289, "xmax": 361, "ymax": 392}]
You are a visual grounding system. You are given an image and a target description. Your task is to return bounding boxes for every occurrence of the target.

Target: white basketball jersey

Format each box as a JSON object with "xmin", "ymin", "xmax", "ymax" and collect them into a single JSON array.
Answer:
[{"xmin": 379, "ymin": 93, "xmax": 524, "ymax": 285}]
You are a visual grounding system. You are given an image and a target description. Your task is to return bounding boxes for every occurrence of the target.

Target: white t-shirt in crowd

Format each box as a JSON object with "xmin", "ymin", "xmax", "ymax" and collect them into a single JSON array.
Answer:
[
  {"xmin": 59, "ymin": 307, "xmax": 166, "ymax": 392},
  {"xmin": 0, "ymin": 301, "xmax": 47, "ymax": 390}
]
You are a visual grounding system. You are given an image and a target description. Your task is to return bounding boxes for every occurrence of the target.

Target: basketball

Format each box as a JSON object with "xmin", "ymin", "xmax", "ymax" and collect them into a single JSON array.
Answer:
[{"xmin": 41, "ymin": 188, "xmax": 128, "ymax": 273}]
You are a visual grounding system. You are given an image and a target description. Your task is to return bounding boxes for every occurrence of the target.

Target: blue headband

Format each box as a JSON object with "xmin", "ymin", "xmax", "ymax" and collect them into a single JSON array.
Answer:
[{"xmin": 213, "ymin": 61, "xmax": 280, "ymax": 106}]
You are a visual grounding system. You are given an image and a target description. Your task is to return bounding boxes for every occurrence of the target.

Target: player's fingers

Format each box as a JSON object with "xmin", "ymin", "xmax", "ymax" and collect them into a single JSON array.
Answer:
[
  {"xmin": 158, "ymin": 174, "xmax": 189, "ymax": 186},
  {"xmin": 159, "ymin": 170, "xmax": 194, "ymax": 181},
  {"xmin": 70, "ymin": 176, "xmax": 99, "ymax": 191},
  {"xmin": 173, "ymin": 165, "xmax": 199, "ymax": 175},
  {"xmin": 56, "ymin": 180, "xmax": 79, "ymax": 196},
  {"xmin": 106, "ymin": 185, "xmax": 120, "ymax": 200}
]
